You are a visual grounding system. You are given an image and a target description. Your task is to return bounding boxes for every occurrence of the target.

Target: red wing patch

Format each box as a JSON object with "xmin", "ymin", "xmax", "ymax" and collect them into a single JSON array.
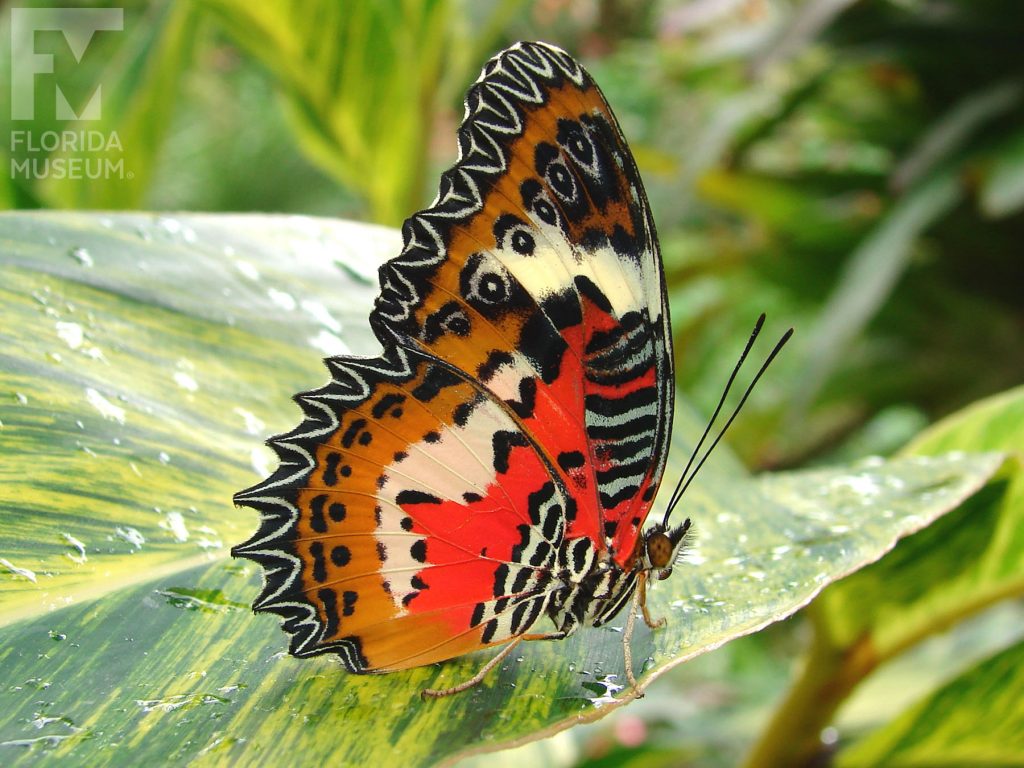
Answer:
[{"xmin": 233, "ymin": 41, "xmax": 674, "ymax": 672}]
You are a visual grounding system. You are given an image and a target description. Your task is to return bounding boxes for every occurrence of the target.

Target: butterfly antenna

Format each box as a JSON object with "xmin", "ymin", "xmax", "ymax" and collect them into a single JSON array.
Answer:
[{"xmin": 662, "ymin": 316, "xmax": 793, "ymax": 528}]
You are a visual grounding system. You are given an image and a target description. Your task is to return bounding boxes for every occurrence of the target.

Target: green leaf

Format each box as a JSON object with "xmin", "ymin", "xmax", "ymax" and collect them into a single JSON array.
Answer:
[
  {"xmin": 0, "ymin": 212, "xmax": 1003, "ymax": 765},
  {"xmin": 790, "ymin": 169, "xmax": 962, "ymax": 414},
  {"xmin": 889, "ymin": 79, "xmax": 1021, "ymax": 193},
  {"xmin": 816, "ymin": 385, "xmax": 1024, "ymax": 656},
  {"xmin": 836, "ymin": 639, "xmax": 1024, "ymax": 767},
  {"xmin": 193, "ymin": 0, "xmax": 522, "ymax": 225},
  {"xmin": 743, "ymin": 386, "xmax": 1023, "ymax": 767},
  {"xmin": 27, "ymin": 4, "xmax": 198, "ymax": 209},
  {"xmin": 980, "ymin": 130, "xmax": 1024, "ymax": 218}
]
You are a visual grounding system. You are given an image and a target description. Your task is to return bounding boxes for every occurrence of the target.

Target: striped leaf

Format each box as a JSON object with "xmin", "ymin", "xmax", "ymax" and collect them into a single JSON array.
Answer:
[{"xmin": 0, "ymin": 212, "xmax": 1004, "ymax": 765}]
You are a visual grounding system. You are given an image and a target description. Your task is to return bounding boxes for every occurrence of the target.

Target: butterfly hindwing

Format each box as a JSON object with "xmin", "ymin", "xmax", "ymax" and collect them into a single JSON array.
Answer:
[
  {"xmin": 235, "ymin": 346, "xmax": 571, "ymax": 670},
  {"xmin": 234, "ymin": 41, "xmax": 673, "ymax": 672}
]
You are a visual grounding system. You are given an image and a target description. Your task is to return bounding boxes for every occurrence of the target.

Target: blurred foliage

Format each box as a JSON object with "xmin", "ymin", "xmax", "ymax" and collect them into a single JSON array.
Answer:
[
  {"xmin": 3, "ymin": 0, "xmax": 1020, "ymax": 465},
  {"xmin": 3, "ymin": 0, "xmax": 1023, "ymax": 766}
]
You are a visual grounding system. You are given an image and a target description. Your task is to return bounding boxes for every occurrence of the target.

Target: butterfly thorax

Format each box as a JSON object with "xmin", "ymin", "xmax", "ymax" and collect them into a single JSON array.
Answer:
[
  {"xmin": 546, "ymin": 519, "xmax": 690, "ymax": 636},
  {"xmin": 545, "ymin": 540, "xmax": 639, "ymax": 636}
]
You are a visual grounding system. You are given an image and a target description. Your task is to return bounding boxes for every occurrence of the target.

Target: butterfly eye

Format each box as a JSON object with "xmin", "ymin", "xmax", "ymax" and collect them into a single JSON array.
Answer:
[{"xmin": 646, "ymin": 531, "xmax": 673, "ymax": 569}]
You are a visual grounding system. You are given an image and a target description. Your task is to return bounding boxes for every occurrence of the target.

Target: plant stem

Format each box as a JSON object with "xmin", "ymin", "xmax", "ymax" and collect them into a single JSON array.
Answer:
[{"xmin": 741, "ymin": 614, "xmax": 878, "ymax": 768}]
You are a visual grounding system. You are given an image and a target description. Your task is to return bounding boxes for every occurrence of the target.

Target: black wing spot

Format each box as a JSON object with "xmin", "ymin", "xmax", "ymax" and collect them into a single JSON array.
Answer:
[
  {"xmin": 492, "ymin": 564, "xmax": 510, "ymax": 596},
  {"xmin": 412, "ymin": 364, "xmax": 462, "ymax": 402},
  {"xmin": 453, "ymin": 401, "xmax": 474, "ymax": 427},
  {"xmin": 527, "ymin": 481, "xmax": 556, "ymax": 526},
  {"xmin": 575, "ymin": 274, "xmax": 613, "ymax": 313},
  {"xmin": 371, "ymin": 393, "xmax": 406, "ymax": 420},
  {"xmin": 323, "ymin": 453, "xmax": 342, "ymax": 486},
  {"xmin": 318, "ymin": 588, "xmax": 339, "ymax": 637},
  {"xmin": 342, "ymin": 590, "xmax": 358, "ymax": 617},
  {"xmin": 572, "ymin": 537, "xmax": 591, "ymax": 569},
  {"xmin": 423, "ymin": 301, "xmax": 471, "ymax": 343},
  {"xmin": 557, "ymin": 450, "xmax": 586, "ymax": 471},
  {"xmin": 543, "ymin": 504, "xmax": 563, "ymax": 542},
  {"xmin": 493, "ymin": 213, "xmax": 536, "ymax": 256},
  {"xmin": 511, "ymin": 229, "xmax": 535, "ymax": 256},
  {"xmin": 530, "ymin": 540, "xmax": 552, "ymax": 566},
  {"xmin": 506, "ymin": 377, "xmax": 537, "ymax": 419},
  {"xmin": 518, "ymin": 310, "xmax": 567, "ymax": 384},
  {"xmin": 410, "ymin": 539, "xmax": 427, "ymax": 563},
  {"xmin": 511, "ymin": 566, "xmax": 532, "ymax": 593},
  {"xmin": 521, "ymin": 178, "xmax": 560, "ymax": 226},
  {"xmin": 478, "ymin": 350, "xmax": 513, "ymax": 381},
  {"xmin": 460, "ymin": 252, "xmax": 514, "ymax": 308},
  {"xmin": 329, "ymin": 502, "xmax": 347, "ymax": 522},
  {"xmin": 331, "ymin": 545, "xmax": 351, "ymax": 567},
  {"xmin": 564, "ymin": 497, "xmax": 577, "ymax": 522},
  {"xmin": 492, "ymin": 430, "xmax": 529, "ymax": 474},
  {"xmin": 396, "ymin": 490, "xmax": 442, "ymax": 506},
  {"xmin": 510, "ymin": 601, "xmax": 530, "ymax": 634},
  {"xmin": 309, "ymin": 494, "xmax": 329, "ymax": 533},
  {"xmin": 610, "ymin": 223, "xmax": 644, "ymax": 262},
  {"xmin": 557, "ymin": 118, "xmax": 593, "ymax": 164},
  {"xmin": 541, "ymin": 289, "xmax": 582, "ymax": 330},
  {"xmin": 310, "ymin": 541, "xmax": 327, "ymax": 582},
  {"xmin": 341, "ymin": 418, "xmax": 367, "ymax": 448}
]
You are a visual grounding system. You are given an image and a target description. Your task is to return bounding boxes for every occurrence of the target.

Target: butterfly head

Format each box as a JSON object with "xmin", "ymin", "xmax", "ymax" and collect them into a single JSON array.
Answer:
[{"xmin": 639, "ymin": 518, "xmax": 692, "ymax": 580}]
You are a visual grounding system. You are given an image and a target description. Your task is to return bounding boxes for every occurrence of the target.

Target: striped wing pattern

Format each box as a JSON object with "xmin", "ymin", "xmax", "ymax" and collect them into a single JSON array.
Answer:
[{"xmin": 233, "ymin": 42, "xmax": 673, "ymax": 672}]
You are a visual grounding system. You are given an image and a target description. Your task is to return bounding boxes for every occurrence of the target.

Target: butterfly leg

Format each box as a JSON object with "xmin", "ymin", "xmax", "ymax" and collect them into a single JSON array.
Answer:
[
  {"xmin": 422, "ymin": 631, "xmax": 567, "ymax": 699},
  {"xmin": 638, "ymin": 570, "xmax": 666, "ymax": 630},
  {"xmin": 622, "ymin": 572, "xmax": 665, "ymax": 696}
]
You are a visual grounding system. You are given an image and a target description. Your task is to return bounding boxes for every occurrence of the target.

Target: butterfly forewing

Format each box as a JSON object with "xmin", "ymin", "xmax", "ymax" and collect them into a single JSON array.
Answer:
[
  {"xmin": 234, "ymin": 41, "xmax": 674, "ymax": 673},
  {"xmin": 373, "ymin": 42, "xmax": 673, "ymax": 562}
]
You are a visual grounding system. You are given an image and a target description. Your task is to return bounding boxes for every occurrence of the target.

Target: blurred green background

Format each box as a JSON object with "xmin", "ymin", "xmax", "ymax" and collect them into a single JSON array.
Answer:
[{"xmin": 3, "ymin": 1, "xmax": 1022, "ymax": 765}]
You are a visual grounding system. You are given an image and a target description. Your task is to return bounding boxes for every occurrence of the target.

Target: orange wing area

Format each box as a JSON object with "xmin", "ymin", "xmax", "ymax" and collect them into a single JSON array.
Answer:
[{"xmin": 236, "ymin": 347, "xmax": 565, "ymax": 671}]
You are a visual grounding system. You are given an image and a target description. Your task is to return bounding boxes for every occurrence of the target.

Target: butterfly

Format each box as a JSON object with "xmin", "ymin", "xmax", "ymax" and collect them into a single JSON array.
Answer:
[{"xmin": 233, "ymin": 41, "xmax": 789, "ymax": 699}]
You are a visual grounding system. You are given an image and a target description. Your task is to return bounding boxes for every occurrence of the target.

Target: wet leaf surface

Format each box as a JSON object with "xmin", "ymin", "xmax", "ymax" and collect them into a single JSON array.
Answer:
[{"xmin": 0, "ymin": 212, "xmax": 1004, "ymax": 765}]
